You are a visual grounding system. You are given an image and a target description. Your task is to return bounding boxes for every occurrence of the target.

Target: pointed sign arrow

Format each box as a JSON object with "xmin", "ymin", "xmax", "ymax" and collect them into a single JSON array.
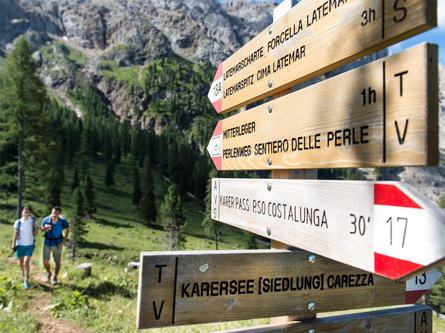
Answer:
[
  {"xmin": 207, "ymin": 43, "xmax": 438, "ymax": 171},
  {"xmin": 208, "ymin": 0, "xmax": 436, "ymax": 113},
  {"xmin": 211, "ymin": 178, "xmax": 445, "ymax": 280},
  {"xmin": 136, "ymin": 250, "xmax": 441, "ymax": 329}
]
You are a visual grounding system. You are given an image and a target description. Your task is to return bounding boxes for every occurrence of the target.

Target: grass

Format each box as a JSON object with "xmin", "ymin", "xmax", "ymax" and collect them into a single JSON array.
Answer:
[
  {"xmin": 99, "ymin": 60, "xmax": 141, "ymax": 91},
  {"xmin": 0, "ymin": 157, "xmax": 267, "ymax": 332}
]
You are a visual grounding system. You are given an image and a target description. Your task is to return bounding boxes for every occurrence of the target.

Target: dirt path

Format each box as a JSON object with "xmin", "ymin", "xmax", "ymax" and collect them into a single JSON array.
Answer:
[
  {"xmin": 32, "ymin": 293, "xmax": 92, "ymax": 333},
  {"xmin": 8, "ymin": 257, "xmax": 92, "ymax": 333}
]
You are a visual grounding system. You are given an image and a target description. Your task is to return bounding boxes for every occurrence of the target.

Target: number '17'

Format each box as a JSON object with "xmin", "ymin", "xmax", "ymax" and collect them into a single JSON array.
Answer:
[{"xmin": 386, "ymin": 216, "xmax": 408, "ymax": 248}]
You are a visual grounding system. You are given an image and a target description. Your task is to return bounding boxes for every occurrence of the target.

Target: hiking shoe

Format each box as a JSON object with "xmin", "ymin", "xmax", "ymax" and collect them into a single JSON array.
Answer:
[
  {"xmin": 46, "ymin": 273, "xmax": 51, "ymax": 283},
  {"xmin": 51, "ymin": 278, "xmax": 57, "ymax": 285},
  {"xmin": 23, "ymin": 281, "xmax": 29, "ymax": 289}
]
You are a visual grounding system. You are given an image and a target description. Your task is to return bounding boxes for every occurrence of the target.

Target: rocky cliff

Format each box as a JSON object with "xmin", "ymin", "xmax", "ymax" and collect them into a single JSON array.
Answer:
[
  {"xmin": 1, "ymin": 0, "xmax": 275, "ymax": 65},
  {"xmin": 0, "ymin": 0, "xmax": 276, "ymax": 131}
]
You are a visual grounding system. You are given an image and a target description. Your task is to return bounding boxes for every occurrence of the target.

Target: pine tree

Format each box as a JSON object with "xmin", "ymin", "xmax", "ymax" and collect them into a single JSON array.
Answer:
[
  {"xmin": 202, "ymin": 169, "xmax": 219, "ymax": 250},
  {"xmin": 426, "ymin": 267, "xmax": 445, "ymax": 313},
  {"xmin": 193, "ymin": 155, "xmax": 210, "ymax": 200},
  {"xmin": 105, "ymin": 161, "xmax": 114, "ymax": 187},
  {"xmin": 247, "ymin": 233, "xmax": 257, "ymax": 249},
  {"xmin": 132, "ymin": 167, "xmax": 142, "ymax": 206},
  {"xmin": 72, "ymin": 167, "xmax": 80, "ymax": 192},
  {"xmin": 140, "ymin": 155, "xmax": 157, "ymax": 226},
  {"xmin": 46, "ymin": 164, "xmax": 63, "ymax": 210},
  {"xmin": 71, "ymin": 187, "xmax": 88, "ymax": 258},
  {"xmin": 0, "ymin": 36, "xmax": 49, "ymax": 218},
  {"xmin": 84, "ymin": 174, "xmax": 96, "ymax": 215},
  {"xmin": 161, "ymin": 185, "xmax": 186, "ymax": 250}
]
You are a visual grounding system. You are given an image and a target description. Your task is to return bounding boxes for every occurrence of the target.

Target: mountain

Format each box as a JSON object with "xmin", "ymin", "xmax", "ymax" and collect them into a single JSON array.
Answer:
[
  {"xmin": 1, "ymin": 0, "xmax": 276, "ymax": 65},
  {"xmin": 0, "ymin": 0, "xmax": 276, "ymax": 135}
]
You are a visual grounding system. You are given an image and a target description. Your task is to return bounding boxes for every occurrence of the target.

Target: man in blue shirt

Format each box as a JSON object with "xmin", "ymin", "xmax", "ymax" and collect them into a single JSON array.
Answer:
[{"xmin": 41, "ymin": 206, "xmax": 70, "ymax": 285}]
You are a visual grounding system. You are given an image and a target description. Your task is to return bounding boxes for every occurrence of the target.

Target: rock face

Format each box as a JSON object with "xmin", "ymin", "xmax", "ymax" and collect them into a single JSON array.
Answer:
[
  {"xmin": 0, "ymin": 0, "xmax": 277, "ymax": 131},
  {"xmin": 1, "ymin": 0, "xmax": 275, "ymax": 65}
]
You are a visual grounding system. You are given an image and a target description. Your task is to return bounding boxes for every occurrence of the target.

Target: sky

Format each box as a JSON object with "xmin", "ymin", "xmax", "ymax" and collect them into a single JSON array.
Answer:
[
  {"xmin": 388, "ymin": 0, "xmax": 445, "ymax": 66},
  {"xmin": 248, "ymin": 0, "xmax": 445, "ymax": 65}
]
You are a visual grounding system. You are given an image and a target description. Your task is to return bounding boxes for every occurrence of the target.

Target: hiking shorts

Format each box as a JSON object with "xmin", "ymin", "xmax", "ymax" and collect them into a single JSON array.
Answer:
[
  {"xmin": 15, "ymin": 245, "xmax": 34, "ymax": 258},
  {"xmin": 43, "ymin": 245, "xmax": 62, "ymax": 262}
]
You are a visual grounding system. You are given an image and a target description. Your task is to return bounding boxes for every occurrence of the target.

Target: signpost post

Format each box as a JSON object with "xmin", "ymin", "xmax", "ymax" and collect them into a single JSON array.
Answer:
[
  {"xmin": 207, "ymin": 43, "xmax": 438, "ymax": 171},
  {"xmin": 211, "ymin": 178, "xmax": 445, "ymax": 280},
  {"xmin": 136, "ymin": 250, "xmax": 440, "ymax": 329},
  {"xmin": 208, "ymin": 0, "xmax": 437, "ymax": 113}
]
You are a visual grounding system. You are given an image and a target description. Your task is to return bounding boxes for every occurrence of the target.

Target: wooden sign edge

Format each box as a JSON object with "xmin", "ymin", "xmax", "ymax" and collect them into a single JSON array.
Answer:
[{"xmin": 214, "ymin": 305, "xmax": 433, "ymax": 333}]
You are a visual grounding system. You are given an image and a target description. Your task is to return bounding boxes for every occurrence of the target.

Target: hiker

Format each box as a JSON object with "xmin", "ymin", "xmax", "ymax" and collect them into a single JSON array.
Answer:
[
  {"xmin": 11, "ymin": 206, "xmax": 38, "ymax": 289},
  {"xmin": 41, "ymin": 206, "xmax": 70, "ymax": 285}
]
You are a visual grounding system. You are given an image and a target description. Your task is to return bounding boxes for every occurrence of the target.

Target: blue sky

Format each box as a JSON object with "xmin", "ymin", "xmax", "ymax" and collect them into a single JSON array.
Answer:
[
  {"xmin": 388, "ymin": 0, "xmax": 445, "ymax": 66},
  {"xmin": 246, "ymin": 0, "xmax": 445, "ymax": 65}
]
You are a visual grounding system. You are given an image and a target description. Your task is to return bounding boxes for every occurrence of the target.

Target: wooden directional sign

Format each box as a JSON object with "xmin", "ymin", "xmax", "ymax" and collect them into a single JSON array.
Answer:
[
  {"xmin": 207, "ymin": 43, "xmax": 438, "ymax": 170},
  {"xmin": 217, "ymin": 305, "xmax": 433, "ymax": 333},
  {"xmin": 211, "ymin": 178, "xmax": 445, "ymax": 279},
  {"xmin": 207, "ymin": 0, "xmax": 437, "ymax": 113},
  {"xmin": 136, "ymin": 250, "xmax": 441, "ymax": 329}
]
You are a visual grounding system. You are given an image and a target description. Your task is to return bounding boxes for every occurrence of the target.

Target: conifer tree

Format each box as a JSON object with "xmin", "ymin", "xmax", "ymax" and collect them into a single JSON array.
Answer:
[
  {"xmin": 72, "ymin": 167, "xmax": 80, "ymax": 192},
  {"xmin": 202, "ymin": 169, "xmax": 219, "ymax": 250},
  {"xmin": 105, "ymin": 162, "xmax": 114, "ymax": 188},
  {"xmin": 43, "ymin": 142, "xmax": 64, "ymax": 209},
  {"xmin": 132, "ymin": 167, "xmax": 142, "ymax": 206},
  {"xmin": 161, "ymin": 185, "xmax": 186, "ymax": 250},
  {"xmin": 0, "ymin": 36, "xmax": 49, "ymax": 218},
  {"xmin": 84, "ymin": 174, "xmax": 96, "ymax": 215},
  {"xmin": 46, "ymin": 166, "xmax": 63, "ymax": 209},
  {"xmin": 247, "ymin": 233, "xmax": 258, "ymax": 249},
  {"xmin": 193, "ymin": 155, "xmax": 210, "ymax": 200},
  {"xmin": 140, "ymin": 155, "xmax": 157, "ymax": 226},
  {"xmin": 71, "ymin": 187, "xmax": 88, "ymax": 258}
]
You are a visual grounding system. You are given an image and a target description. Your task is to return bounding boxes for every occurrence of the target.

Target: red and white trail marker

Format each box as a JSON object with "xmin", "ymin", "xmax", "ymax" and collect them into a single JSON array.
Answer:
[
  {"xmin": 405, "ymin": 269, "xmax": 442, "ymax": 304},
  {"xmin": 207, "ymin": 64, "xmax": 223, "ymax": 113},
  {"xmin": 211, "ymin": 178, "xmax": 445, "ymax": 279},
  {"xmin": 206, "ymin": 121, "xmax": 222, "ymax": 170}
]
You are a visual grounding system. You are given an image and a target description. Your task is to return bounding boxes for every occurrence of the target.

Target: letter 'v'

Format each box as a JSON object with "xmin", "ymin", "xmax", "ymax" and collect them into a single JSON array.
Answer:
[
  {"xmin": 153, "ymin": 300, "xmax": 164, "ymax": 320},
  {"xmin": 395, "ymin": 119, "xmax": 409, "ymax": 144}
]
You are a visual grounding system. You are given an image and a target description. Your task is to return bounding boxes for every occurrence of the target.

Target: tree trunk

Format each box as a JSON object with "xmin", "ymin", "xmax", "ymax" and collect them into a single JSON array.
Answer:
[
  {"xmin": 214, "ymin": 228, "xmax": 218, "ymax": 250},
  {"xmin": 17, "ymin": 136, "xmax": 23, "ymax": 220}
]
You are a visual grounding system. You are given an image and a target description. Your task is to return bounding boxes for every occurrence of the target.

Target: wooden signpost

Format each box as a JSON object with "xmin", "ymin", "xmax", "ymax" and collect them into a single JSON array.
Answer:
[
  {"xmin": 217, "ymin": 305, "xmax": 433, "ymax": 333},
  {"xmin": 208, "ymin": 0, "xmax": 437, "ymax": 113},
  {"xmin": 207, "ymin": 43, "xmax": 439, "ymax": 171},
  {"xmin": 211, "ymin": 178, "xmax": 445, "ymax": 280},
  {"xmin": 136, "ymin": 250, "xmax": 440, "ymax": 329}
]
